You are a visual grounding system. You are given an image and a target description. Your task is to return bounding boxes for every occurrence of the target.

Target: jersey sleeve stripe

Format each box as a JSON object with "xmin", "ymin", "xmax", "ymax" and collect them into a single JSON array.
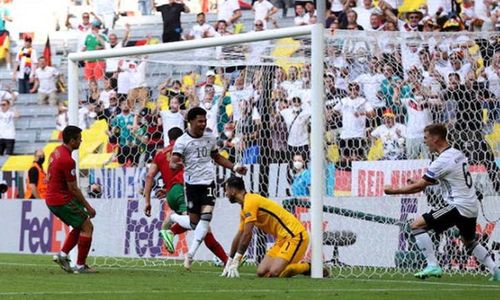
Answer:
[
  {"xmin": 289, "ymin": 232, "xmax": 304, "ymax": 263},
  {"xmin": 259, "ymin": 208, "xmax": 295, "ymax": 238},
  {"xmin": 422, "ymin": 174, "xmax": 438, "ymax": 184}
]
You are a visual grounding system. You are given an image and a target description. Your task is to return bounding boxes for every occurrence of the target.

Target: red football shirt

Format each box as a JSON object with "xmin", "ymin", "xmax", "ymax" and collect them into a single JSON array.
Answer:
[
  {"xmin": 153, "ymin": 140, "xmax": 184, "ymax": 191},
  {"xmin": 45, "ymin": 145, "xmax": 77, "ymax": 206}
]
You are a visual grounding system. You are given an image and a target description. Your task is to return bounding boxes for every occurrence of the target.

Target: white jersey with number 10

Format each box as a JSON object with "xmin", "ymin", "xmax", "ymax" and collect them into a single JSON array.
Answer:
[
  {"xmin": 173, "ymin": 131, "xmax": 219, "ymax": 185},
  {"xmin": 423, "ymin": 147, "xmax": 478, "ymax": 218}
]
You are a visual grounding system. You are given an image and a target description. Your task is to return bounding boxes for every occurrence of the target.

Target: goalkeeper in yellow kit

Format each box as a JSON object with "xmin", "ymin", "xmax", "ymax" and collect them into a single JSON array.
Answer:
[{"xmin": 222, "ymin": 176, "xmax": 321, "ymax": 278}]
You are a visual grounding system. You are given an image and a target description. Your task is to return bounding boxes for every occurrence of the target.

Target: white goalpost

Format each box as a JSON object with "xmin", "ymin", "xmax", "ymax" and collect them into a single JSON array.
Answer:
[{"xmin": 67, "ymin": 24, "xmax": 327, "ymax": 278}]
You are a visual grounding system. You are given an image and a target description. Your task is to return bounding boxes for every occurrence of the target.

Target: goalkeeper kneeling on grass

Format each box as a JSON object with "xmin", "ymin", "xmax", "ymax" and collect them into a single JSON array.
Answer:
[{"xmin": 222, "ymin": 176, "xmax": 327, "ymax": 278}]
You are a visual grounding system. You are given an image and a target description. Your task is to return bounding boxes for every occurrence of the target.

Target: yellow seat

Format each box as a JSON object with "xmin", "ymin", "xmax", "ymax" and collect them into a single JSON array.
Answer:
[
  {"xmin": 89, "ymin": 119, "xmax": 108, "ymax": 133},
  {"xmin": 334, "ymin": 190, "xmax": 352, "ymax": 197},
  {"xmin": 80, "ymin": 153, "xmax": 114, "ymax": 169},
  {"xmin": 233, "ymin": 22, "xmax": 244, "ymax": 34},
  {"xmin": 182, "ymin": 73, "xmax": 199, "ymax": 88},
  {"xmin": 42, "ymin": 143, "xmax": 61, "ymax": 169},
  {"xmin": 485, "ymin": 123, "xmax": 500, "ymax": 157},
  {"xmin": 397, "ymin": 0, "xmax": 426, "ymax": 13},
  {"xmin": 367, "ymin": 139, "xmax": 384, "ymax": 161},
  {"xmin": 157, "ymin": 94, "xmax": 170, "ymax": 111},
  {"xmin": 80, "ymin": 124, "xmax": 109, "ymax": 158},
  {"xmin": 104, "ymin": 161, "xmax": 121, "ymax": 169},
  {"xmin": 79, "ymin": 140, "xmax": 104, "ymax": 158},
  {"xmin": 50, "ymin": 130, "xmax": 61, "ymax": 141},
  {"xmin": 226, "ymin": 103, "xmax": 233, "ymax": 118},
  {"xmin": 1, "ymin": 155, "xmax": 33, "ymax": 171},
  {"xmin": 272, "ymin": 37, "xmax": 302, "ymax": 71},
  {"xmin": 326, "ymin": 144, "xmax": 340, "ymax": 163}
]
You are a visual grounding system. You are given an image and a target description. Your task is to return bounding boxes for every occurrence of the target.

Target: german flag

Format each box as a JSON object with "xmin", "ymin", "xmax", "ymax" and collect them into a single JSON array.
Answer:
[{"xmin": 43, "ymin": 36, "xmax": 51, "ymax": 66}]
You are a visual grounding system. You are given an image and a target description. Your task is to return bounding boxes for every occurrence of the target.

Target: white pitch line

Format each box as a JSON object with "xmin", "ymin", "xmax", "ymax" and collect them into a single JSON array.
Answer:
[
  {"xmin": 0, "ymin": 287, "xmax": 499, "ymax": 297},
  {"xmin": 1, "ymin": 261, "xmax": 499, "ymax": 290},
  {"xmin": 351, "ymin": 278, "xmax": 500, "ymax": 289}
]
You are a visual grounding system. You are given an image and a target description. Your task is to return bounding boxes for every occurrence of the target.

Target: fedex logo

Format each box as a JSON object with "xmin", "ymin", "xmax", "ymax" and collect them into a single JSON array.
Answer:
[
  {"xmin": 125, "ymin": 200, "xmax": 164, "ymax": 257},
  {"xmin": 124, "ymin": 200, "xmax": 188, "ymax": 257},
  {"xmin": 124, "ymin": 200, "xmax": 187, "ymax": 258},
  {"xmin": 19, "ymin": 201, "xmax": 70, "ymax": 253}
]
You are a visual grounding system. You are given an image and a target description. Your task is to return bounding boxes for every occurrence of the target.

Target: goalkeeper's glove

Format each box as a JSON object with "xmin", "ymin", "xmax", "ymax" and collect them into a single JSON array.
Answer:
[
  {"xmin": 220, "ymin": 257, "xmax": 233, "ymax": 277},
  {"xmin": 224, "ymin": 253, "xmax": 243, "ymax": 278},
  {"xmin": 226, "ymin": 263, "xmax": 239, "ymax": 278}
]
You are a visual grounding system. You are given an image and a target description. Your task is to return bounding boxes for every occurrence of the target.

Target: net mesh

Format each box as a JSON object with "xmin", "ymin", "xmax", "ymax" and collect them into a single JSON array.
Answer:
[{"xmin": 72, "ymin": 30, "xmax": 500, "ymax": 276}]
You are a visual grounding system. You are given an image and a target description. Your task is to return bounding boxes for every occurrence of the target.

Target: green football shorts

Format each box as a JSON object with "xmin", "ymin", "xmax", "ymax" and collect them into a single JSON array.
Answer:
[
  {"xmin": 167, "ymin": 183, "xmax": 187, "ymax": 214},
  {"xmin": 47, "ymin": 198, "xmax": 89, "ymax": 228}
]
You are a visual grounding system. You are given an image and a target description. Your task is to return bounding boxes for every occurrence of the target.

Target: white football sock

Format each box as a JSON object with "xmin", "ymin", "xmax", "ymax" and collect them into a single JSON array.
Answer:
[
  {"xmin": 172, "ymin": 215, "xmax": 191, "ymax": 230},
  {"xmin": 188, "ymin": 220, "xmax": 210, "ymax": 258},
  {"xmin": 169, "ymin": 213, "xmax": 180, "ymax": 222},
  {"xmin": 472, "ymin": 243, "xmax": 497, "ymax": 274},
  {"xmin": 414, "ymin": 232, "xmax": 438, "ymax": 267}
]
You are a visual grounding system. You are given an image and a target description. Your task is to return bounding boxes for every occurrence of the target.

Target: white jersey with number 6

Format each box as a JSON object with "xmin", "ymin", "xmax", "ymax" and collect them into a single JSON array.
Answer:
[
  {"xmin": 423, "ymin": 147, "xmax": 478, "ymax": 218},
  {"xmin": 173, "ymin": 131, "xmax": 219, "ymax": 185}
]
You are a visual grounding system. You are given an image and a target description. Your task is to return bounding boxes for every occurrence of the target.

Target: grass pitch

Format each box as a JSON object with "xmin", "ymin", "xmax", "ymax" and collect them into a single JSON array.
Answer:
[{"xmin": 0, "ymin": 254, "xmax": 499, "ymax": 300}]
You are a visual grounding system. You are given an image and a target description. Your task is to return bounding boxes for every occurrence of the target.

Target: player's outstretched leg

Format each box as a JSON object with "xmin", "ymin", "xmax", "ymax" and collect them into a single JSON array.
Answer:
[
  {"xmin": 183, "ymin": 253, "xmax": 193, "ymax": 271},
  {"xmin": 279, "ymin": 262, "xmax": 311, "ymax": 278},
  {"xmin": 159, "ymin": 229, "xmax": 176, "ymax": 253},
  {"xmin": 204, "ymin": 231, "xmax": 228, "ymax": 265},
  {"xmin": 465, "ymin": 240, "xmax": 500, "ymax": 282},
  {"xmin": 160, "ymin": 213, "xmax": 191, "ymax": 253},
  {"xmin": 160, "ymin": 223, "xmax": 189, "ymax": 253},
  {"xmin": 186, "ymin": 211, "xmax": 212, "ymax": 270},
  {"xmin": 281, "ymin": 262, "xmax": 330, "ymax": 278},
  {"xmin": 170, "ymin": 213, "xmax": 191, "ymax": 229},
  {"xmin": 73, "ymin": 219, "xmax": 97, "ymax": 274},
  {"xmin": 412, "ymin": 228, "xmax": 443, "ymax": 279},
  {"xmin": 53, "ymin": 228, "xmax": 80, "ymax": 273},
  {"xmin": 159, "ymin": 213, "xmax": 190, "ymax": 253},
  {"xmin": 491, "ymin": 268, "xmax": 500, "ymax": 282},
  {"xmin": 159, "ymin": 214, "xmax": 176, "ymax": 253}
]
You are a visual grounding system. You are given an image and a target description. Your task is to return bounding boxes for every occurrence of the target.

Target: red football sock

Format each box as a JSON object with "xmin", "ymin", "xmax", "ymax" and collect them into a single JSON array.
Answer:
[
  {"xmin": 61, "ymin": 228, "xmax": 80, "ymax": 255},
  {"xmin": 171, "ymin": 223, "xmax": 187, "ymax": 235},
  {"xmin": 76, "ymin": 236, "xmax": 92, "ymax": 266},
  {"xmin": 204, "ymin": 232, "xmax": 228, "ymax": 264}
]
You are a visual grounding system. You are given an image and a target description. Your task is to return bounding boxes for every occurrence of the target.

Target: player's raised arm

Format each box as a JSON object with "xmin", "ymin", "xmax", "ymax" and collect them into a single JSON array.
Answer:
[
  {"xmin": 384, "ymin": 177, "xmax": 435, "ymax": 195},
  {"xmin": 143, "ymin": 162, "xmax": 160, "ymax": 217}
]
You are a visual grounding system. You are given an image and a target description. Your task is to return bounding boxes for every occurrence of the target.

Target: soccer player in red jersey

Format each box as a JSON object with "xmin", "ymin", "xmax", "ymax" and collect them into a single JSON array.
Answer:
[
  {"xmin": 143, "ymin": 127, "xmax": 228, "ymax": 265},
  {"xmin": 46, "ymin": 125, "xmax": 97, "ymax": 274}
]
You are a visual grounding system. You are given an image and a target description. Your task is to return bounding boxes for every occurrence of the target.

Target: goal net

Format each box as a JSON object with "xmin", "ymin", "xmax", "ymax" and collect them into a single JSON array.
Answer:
[{"xmin": 68, "ymin": 28, "xmax": 500, "ymax": 277}]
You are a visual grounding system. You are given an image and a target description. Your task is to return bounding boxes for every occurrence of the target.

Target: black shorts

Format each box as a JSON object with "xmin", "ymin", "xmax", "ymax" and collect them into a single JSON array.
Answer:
[
  {"xmin": 185, "ymin": 182, "xmax": 216, "ymax": 214},
  {"xmin": 423, "ymin": 206, "xmax": 477, "ymax": 241}
]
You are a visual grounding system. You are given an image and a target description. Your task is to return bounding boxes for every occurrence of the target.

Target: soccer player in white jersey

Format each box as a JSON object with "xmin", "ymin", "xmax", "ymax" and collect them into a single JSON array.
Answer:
[
  {"xmin": 384, "ymin": 124, "xmax": 500, "ymax": 281},
  {"xmin": 170, "ymin": 107, "xmax": 247, "ymax": 270}
]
